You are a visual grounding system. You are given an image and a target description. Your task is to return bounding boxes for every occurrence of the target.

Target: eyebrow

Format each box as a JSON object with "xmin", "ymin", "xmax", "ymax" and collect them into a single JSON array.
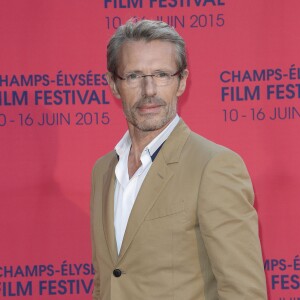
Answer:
[{"xmin": 123, "ymin": 70, "xmax": 144, "ymax": 74}]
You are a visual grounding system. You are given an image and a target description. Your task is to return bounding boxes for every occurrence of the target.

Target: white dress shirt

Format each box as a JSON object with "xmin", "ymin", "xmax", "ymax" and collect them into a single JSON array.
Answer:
[{"xmin": 114, "ymin": 115, "xmax": 180, "ymax": 254}]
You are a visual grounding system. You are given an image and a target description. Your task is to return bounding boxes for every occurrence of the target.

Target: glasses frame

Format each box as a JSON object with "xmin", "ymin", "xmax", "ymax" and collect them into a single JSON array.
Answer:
[{"xmin": 114, "ymin": 70, "xmax": 182, "ymax": 87}]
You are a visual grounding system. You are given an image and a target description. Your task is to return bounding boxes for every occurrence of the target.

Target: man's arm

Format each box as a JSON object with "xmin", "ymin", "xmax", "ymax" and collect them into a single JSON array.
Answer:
[
  {"xmin": 90, "ymin": 166, "xmax": 101, "ymax": 300},
  {"xmin": 198, "ymin": 150, "xmax": 267, "ymax": 299}
]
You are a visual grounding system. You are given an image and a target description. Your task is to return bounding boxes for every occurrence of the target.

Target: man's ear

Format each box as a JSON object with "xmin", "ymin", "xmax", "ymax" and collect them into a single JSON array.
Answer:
[
  {"xmin": 106, "ymin": 72, "xmax": 121, "ymax": 99},
  {"xmin": 176, "ymin": 69, "xmax": 189, "ymax": 97}
]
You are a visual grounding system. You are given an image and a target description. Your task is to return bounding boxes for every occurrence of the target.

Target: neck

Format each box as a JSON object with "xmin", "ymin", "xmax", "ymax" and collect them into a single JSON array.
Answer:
[{"xmin": 127, "ymin": 119, "xmax": 173, "ymax": 164}]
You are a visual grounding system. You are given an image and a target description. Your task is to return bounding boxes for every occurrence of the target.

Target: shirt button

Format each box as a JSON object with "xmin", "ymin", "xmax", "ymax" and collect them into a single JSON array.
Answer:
[{"xmin": 113, "ymin": 269, "xmax": 122, "ymax": 277}]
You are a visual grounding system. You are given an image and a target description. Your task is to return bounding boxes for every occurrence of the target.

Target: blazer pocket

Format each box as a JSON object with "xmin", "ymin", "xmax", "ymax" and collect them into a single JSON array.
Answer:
[{"xmin": 145, "ymin": 201, "xmax": 184, "ymax": 221}]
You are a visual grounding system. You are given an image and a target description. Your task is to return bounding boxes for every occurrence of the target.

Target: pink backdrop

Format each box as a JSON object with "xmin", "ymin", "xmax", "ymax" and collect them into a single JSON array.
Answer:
[{"xmin": 1, "ymin": 1, "xmax": 299, "ymax": 299}]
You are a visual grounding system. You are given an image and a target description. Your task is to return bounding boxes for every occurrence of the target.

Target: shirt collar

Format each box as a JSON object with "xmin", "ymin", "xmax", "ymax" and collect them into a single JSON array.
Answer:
[{"xmin": 115, "ymin": 115, "xmax": 180, "ymax": 161}]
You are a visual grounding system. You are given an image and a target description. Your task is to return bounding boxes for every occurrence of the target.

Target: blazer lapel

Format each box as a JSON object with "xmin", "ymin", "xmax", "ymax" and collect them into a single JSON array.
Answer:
[
  {"xmin": 102, "ymin": 156, "xmax": 118, "ymax": 265},
  {"xmin": 118, "ymin": 119, "xmax": 191, "ymax": 262},
  {"xmin": 118, "ymin": 154, "xmax": 174, "ymax": 262}
]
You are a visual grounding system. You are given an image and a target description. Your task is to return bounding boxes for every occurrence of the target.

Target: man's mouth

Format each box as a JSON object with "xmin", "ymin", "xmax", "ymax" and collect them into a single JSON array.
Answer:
[{"xmin": 137, "ymin": 104, "xmax": 163, "ymax": 113}]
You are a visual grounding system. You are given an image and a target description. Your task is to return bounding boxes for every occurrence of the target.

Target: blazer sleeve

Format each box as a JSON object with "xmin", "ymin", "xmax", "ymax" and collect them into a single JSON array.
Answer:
[
  {"xmin": 197, "ymin": 150, "xmax": 268, "ymax": 299},
  {"xmin": 90, "ymin": 165, "xmax": 101, "ymax": 300}
]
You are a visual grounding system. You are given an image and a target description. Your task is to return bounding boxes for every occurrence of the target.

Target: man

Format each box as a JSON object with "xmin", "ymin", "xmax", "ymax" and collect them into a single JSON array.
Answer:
[{"xmin": 90, "ymin": 19, "xmax": 267, "ymax": 300}]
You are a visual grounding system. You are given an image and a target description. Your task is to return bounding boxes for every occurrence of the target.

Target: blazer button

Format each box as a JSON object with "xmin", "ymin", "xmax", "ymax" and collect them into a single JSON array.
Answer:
[{"xmin": 113, "ymin": 269, "xmax": 122, "ymax": 277}]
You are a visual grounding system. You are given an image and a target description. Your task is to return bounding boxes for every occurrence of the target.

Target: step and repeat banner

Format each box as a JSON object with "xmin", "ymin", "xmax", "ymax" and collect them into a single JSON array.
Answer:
[{"xmin": 1, "ymin": 1, "xmax": 299, "ymax": 299}]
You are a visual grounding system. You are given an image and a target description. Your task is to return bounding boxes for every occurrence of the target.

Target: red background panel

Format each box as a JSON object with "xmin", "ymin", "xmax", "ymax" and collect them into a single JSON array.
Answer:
[{"xmin": 1, "ymin": 0, "xmax": 300, "ymax": 298}]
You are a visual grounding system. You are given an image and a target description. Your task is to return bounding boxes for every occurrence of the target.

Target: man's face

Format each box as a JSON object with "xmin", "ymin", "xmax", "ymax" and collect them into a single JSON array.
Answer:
[{"xmin": 108, "ymin": 40, "xmax": 188, "ymax": 132}]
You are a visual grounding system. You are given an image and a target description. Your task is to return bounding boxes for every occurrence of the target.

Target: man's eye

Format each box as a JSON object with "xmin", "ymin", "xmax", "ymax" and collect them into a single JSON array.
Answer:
[
  {"xmin": 156, "ymin": 72, "xmax": 169, "ymax": 78},
  {"xmin": 127, "ymin": 73, "xmax": 139, "ymax": 80}
]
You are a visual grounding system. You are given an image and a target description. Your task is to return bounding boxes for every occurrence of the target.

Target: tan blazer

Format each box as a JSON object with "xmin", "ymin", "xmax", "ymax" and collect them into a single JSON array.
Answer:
[{"xmin": 90, "ymin": 120, "xmax": 267, "ymax": 300}]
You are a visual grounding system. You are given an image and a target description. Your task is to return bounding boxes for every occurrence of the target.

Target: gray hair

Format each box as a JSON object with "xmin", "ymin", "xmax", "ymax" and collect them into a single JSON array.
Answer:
[{"xmin": 107, "ymin": 19, "xmax": 187, "ymax": 78}]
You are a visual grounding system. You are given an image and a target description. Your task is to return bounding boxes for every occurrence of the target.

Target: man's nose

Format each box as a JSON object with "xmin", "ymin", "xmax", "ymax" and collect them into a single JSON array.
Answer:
[{"xmin": 141, "ymin": 76, "xmax": 157, "ymax": 97}]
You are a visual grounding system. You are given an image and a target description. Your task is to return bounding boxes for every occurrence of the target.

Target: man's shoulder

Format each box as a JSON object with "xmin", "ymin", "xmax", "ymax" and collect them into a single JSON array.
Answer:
[
  {"xmin": 184, "ymin": 129, "xmax": 241, "ymax": 163},
  {"xmin": 188, "ymin": 131, "xmax": 229, "ymax": 153},
  {"xmin": 92, "ymin": 150, "xmax": 116, "ymax": 175},
  {"xmin": 166, "ymin": 119, "xmax": 242, "ymax": 164}
]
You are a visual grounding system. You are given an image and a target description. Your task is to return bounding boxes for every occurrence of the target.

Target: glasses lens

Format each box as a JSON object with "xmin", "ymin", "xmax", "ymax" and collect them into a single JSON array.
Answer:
[
  {"xmin": 153, "ymin": 72, "xmax": 172, "ymax": 86},
  {"xmin": 124, "ymin": 71, "xmax": 178, "ymax": 87},
  {"xmin": 127, "ymin": 76, "xmax": 139, "ymax": 87}
]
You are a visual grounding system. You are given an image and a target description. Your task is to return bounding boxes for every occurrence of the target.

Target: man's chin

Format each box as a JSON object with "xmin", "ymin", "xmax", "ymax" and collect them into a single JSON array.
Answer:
[{"xmin": 133, "ymin": 117, "xmax": 171, "ymax": 132}]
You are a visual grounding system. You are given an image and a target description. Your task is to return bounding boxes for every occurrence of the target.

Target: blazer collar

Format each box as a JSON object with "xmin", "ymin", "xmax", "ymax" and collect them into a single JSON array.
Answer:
[{"xmin": 161, "ymin": 118, "xmax": 191, "ymax": 164}]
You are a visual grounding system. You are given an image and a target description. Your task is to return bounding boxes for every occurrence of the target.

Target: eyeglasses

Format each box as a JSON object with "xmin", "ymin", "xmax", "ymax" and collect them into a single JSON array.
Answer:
[{"xmin": 115, "ymin": 70, "xmax": 181, "ymax": 88}]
